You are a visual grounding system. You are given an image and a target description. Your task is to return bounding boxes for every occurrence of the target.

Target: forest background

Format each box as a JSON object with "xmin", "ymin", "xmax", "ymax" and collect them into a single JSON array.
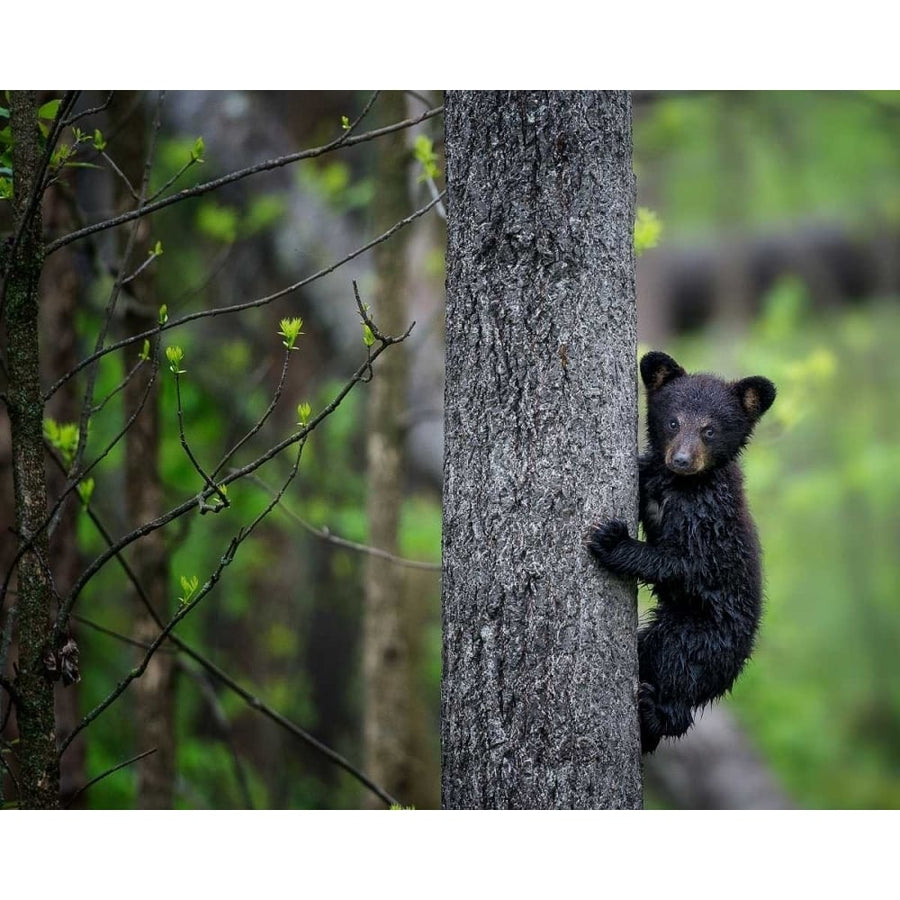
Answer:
[{"xmin": 2, "ymin": 90, "xmax": 899, "ymax": 810}]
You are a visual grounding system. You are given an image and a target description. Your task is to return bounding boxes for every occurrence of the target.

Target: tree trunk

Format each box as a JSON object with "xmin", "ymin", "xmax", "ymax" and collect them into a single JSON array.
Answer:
[
  {"xmin": 41, "ymin": 184, "xmax": 88, "ymax": 807},
  {"xmin": 441, "ymin": 91, "xmax": 641, "ymax": 809},
  {"xmin": 361, "ymin": 90, "xmax": 419, "ymax": 807},
  {"xmin": 5, "ymin": 91, "xmax": 60, "ymax": 808},
  {"xmin": 113, "ymin": 93, "xmax": 177, "ymax": 808}
]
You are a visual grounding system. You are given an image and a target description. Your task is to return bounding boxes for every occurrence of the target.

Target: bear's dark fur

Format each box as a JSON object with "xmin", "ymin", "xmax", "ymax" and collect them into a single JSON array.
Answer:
[{"xmin": 587, "ymin": 351, "xmax": 776, "ymax": 754}]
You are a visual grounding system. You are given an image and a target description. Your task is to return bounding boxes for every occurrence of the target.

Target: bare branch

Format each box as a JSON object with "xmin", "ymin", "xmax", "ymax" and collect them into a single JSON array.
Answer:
[
  {"xmin": 46, "ymin": 104, "xmax": 444, "ymax": 255},
  {"xmin": 172, "ymin": 371, "xmax": 229, "ymax": 513},
  {"xmin": 62, "ymin": 92, "xmax": 114, "ymax": 128},
  {"xmin": 422, "ymin": 172, "xmax": 447, "ymax": 220},
  {"xmin": 146, "ymin": 156, "xmax": 198, "ymax": 204},
  {"xmin": 54, "ymin": 308, "xmax": 414, "ymax": 773},
  {"xmin": 72, "ymin": 613, "xmax": 149, "ymax": 651},
  {"xmin": 405, "ymin": 90, "xmax": 439, "ymax": 109},
  {"xmin": 175, "ymin": 636, "xmax": 400, "ymax": 807},
  {"xmin": 44, "ymin": 191, "xmax": 444, "ymax": 402},
  {"xmin": 179, "ymin": 664, "xmax": 254, "ymax": 809},
  {"xmin": 121, "ymin": 248, "xmax": 160, "ymax": 286},
  {"xmin": 91, "ymin": 357, "xmax": 147, "ymax": 415},
  {"xmin": 59, "ymin": 435, "xmax": 309, "ymax": 754},
  {"xmin": 0, "ymin": 739, "xmax": 21, "ymax": 804},
  {"xmin": 68, "ymin": 93, "xmax": 165, "ymax": 486},
  {"xmin": 211, "ymin": 349, "xmax": 291, "ymax": 480},
  {"xmin": 99, "ymin": 150, "xmax": 139, "ymax": 200},
  {"xmin": 243, "ymin": 472, "xmax": 440, "ymax": 572},
  {"xmin": 64, "ymin": 748, "xmax": 157, "ymax": 808}
]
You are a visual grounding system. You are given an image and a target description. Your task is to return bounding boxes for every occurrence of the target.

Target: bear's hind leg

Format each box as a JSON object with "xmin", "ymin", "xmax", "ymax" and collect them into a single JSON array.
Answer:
[{"xmin": 639, "ymin": 682, "xmax": 694, "ymax": 754}]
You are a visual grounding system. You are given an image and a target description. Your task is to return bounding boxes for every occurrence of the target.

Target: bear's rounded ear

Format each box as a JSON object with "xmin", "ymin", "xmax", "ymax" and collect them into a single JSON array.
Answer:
[
  {"xmin": 640, "ymin": 351, "xmax": 686, "ymax": 392},
  {"xmin": 734, "ymin": 376, "xmax": 776, "ymax": 421}
]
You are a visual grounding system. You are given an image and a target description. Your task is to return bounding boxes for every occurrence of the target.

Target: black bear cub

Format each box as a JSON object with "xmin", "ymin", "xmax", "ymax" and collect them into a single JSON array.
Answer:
[{"xmin": 588, "ymin": 351, "xmax": 776, "ymax": 754}]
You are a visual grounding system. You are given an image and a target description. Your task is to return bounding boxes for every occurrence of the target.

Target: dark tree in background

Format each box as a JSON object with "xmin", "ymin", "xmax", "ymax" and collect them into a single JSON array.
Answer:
[
  {"xmin": 441, "ymin": 91, "xmax": 642, "ymax": 808},
  {"xmin": 113, "ymin": 93, "xmax": 177, "ymax": 810}
]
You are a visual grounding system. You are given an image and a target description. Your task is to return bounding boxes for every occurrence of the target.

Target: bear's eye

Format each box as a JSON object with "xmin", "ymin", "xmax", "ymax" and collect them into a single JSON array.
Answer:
[
  {"xmin": 667, "ymin": 418, "xmax": 678, "ymax": 432},
  {"xmin": 703, "ymin": 426, "xmax": 715, "ymax": 439}
]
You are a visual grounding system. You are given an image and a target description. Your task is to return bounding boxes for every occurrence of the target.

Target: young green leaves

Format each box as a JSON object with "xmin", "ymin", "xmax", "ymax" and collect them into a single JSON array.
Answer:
[
  {"xmin": 43, "ymin": 418, "xmax": 81, "ymax": 466},
  {"xmin": 278, "ymin": 317, "xmax": 304, "ymax": 351},
  {"xmin": 177, "ymin": 574, "xmax": 200, "ymax": 606},
  {"xmin": 413, "ymin": 135, "xmax": 440, "ymax": 183},
  {"xmin": 634, "ymin": 207, "xmax": 663, "ymax": 257},
  {"xmin": 165, "ymin": 345, "xmax": 186, "ymax": 375}
]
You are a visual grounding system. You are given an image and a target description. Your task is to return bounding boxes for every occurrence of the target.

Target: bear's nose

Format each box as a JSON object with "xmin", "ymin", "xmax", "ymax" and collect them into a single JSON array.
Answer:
[{"xmin": 672, "ymin": 452, "xmax": 692, "ymax": 470}]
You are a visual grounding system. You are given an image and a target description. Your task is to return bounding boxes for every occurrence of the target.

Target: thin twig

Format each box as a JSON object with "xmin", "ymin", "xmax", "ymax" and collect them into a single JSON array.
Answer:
[
  {"xmin": 422, "ymin": 173, "xmax": 447, "ymax": 221},
  {"xmin": 173, "ymin": 372, "xmax": 229, "ymax": 513},
  {"xmin": 121, "ymin": 248, "xmax": 160, "ymax": 286},
  {"xmin": 0, "ymin": 599, "xmax": 15, "ymax": 677},
  {"xmin": 68, "ymin": 93, "xmax": 165, "ymax": 485},
  {"xmin": 146, "ymin": 157, "xmax": 197, "ymax": 204},
  {"xmin": 46, "ymin": 104, "xmax": 443, "ymax": 255},
  {"xmin": 181, "ymin": 665, "xmax": 254, "ymax": 809},
  {"xmin": 62, "ymin": 92, "xmax": 114, "ymax": 128},
  {"xmin": 91, "ymin": 357, "xmax": 146, "ymax": 415},
  {"xmin": 72, "ymin": 613, "xmax": 150, "ymax": 651},
  {"xmin": 100, "ymin": 149, "xmax": 138, "ymax": 200},
  {"xmin": 65, "ymin": 748, "xmax": 157, "ymax": 808},
  {"xmin": 44, "ymin": 191, "xmax": 444, "ymax": 402},
  {"xmin": 169, "ymin": 245, "xmax": 233, "ymax": 308},
  {"xmin": 211, "ymin": 348, "xmax": 291, "ymax": 480},
  {"xmin": 244, "ymin": 472, "xmax": 440, "ymax": 572},
  {"xmin": 175, "ymin": 635, "xmax": 399, "ymax": 807},
  {"xmin": 0, "ymin": 740, "xmax": 21, "ymax": 804},
  {"xmin": 50, "ymin": 306, "xmax": 413, "ymax": 802},
  {"xmin": 405, "ymin": 90, "xmax": 438, "ymax": 109}
]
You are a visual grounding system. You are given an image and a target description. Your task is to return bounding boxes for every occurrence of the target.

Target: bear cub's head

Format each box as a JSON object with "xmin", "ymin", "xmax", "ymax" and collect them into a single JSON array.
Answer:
[{"xmin": 640, "ymin": 351, "xmax": 776, "ymax": 477}]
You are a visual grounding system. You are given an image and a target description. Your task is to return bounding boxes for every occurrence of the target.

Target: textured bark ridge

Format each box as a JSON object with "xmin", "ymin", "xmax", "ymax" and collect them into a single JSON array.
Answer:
[
  {"xmin": 441, "ymin": 91, "xmax": 641, "ymax": 809},
  {"xmin": 6, "ymin": 91, "xmax": 60, "ymax": 807}
]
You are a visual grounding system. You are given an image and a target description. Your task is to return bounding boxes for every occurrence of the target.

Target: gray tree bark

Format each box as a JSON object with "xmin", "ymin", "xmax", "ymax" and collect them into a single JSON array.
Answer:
[{"xmin": 441, "ymin": 91, "xmax": 641, "ymax": 809}]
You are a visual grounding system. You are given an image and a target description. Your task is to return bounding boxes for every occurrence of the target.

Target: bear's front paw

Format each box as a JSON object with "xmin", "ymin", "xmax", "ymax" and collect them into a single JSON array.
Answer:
[
  {"xmin": 587, "ymin": 519, "xmax": 628, "ymax": 564},
  {"xmin": 586, "ymin": 519, "xmax": 629, "ymax": 558}
]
